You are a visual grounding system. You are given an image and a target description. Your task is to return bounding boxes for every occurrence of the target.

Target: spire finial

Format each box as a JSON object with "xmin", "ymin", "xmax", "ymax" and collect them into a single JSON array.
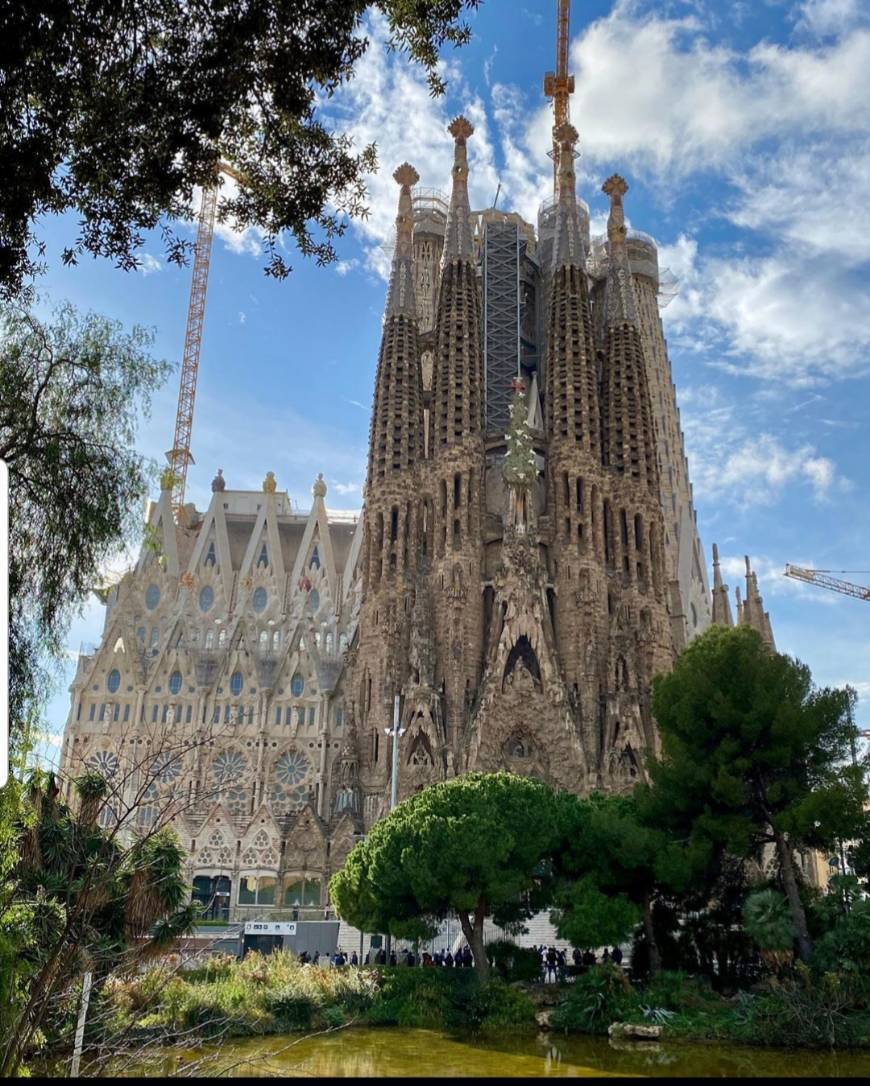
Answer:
[
  {"xmin": 603, "ymin": 174, "xmax": 629, "ymax": 248},
  {"xmin": 384, "ymin": 162, "xmax": 419, "ymax": 319},
  {"xmin": 443, "ymin": 117, "xmax": 474, "ymax": 262}
]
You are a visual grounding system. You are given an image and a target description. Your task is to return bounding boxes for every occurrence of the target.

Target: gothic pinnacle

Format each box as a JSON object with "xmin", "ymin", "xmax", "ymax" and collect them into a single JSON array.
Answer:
[
  {"xmin": 552, "ymin": 122, "xmax": 583, "ymax": 269},
  {"xmin": 603, "ymin": 174, "xmax": 629, "ymax": 248},
  {"xmin": 444, "ymin": 116, "xmax": 474, "ymax": 263},
  {"xmin": 384, "ymin": 162, "xmax": 419, "ymax": 320},
  {"xmin": 602, "ymin": 172, "xmax": 638, "ymax": 325}
]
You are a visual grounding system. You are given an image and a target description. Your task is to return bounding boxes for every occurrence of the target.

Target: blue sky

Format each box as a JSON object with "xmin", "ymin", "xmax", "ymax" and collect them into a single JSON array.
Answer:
[{"xmin": 33, "ymin": 0, "xmax": 870, "ymax": 759}]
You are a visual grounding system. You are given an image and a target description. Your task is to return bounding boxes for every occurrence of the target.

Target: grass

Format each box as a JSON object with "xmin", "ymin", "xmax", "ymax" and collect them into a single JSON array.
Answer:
[
  {"xmin": 550, "ymin": 967, "xmax": 870, "ymax": 1050},
  {"xmin": 96, "ymin": 952, "xmax": 536, "ymax": 1045}
]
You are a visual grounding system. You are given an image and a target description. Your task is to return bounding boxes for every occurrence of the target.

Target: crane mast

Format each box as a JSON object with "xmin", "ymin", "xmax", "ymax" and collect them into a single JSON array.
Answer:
[
  {"xmin": 543, "ymin": 0, "xmax": 575, "ymax": 193},
  {"xmin": 167, "ymin": 162, "xmax": 246, "ymax": 517},
  {"xmin": 784, "ymin": 564, "xmax": 870, "ymax": 602}
]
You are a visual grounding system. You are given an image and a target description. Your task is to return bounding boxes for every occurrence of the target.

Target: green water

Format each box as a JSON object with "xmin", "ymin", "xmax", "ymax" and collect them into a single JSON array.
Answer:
[{"xmin": 89, "ymin": 1028, "xmax": 870, "ymax": 1078}]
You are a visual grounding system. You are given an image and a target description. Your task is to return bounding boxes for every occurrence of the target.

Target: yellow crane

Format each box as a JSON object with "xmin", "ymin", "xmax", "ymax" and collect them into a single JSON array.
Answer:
[
  {"xmin": 784, "ymin": 564, "xmax": 870, "ymax": 602},
  {"xmin": 166, "ymin": 161, "xmax": 245, "ymax": 517},
  {"xmin": 543, "ymin": 0, "xmax": 575, "ymax": 194}
]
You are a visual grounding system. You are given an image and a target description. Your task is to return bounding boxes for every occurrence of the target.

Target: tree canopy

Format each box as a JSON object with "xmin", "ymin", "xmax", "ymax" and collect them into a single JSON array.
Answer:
[
  {"xmin": 549, "ymin": 790, "xmax": 710, "ymax": 973},
  {"xmin": 330, "ymin": 772, "xmax": 562, "ymax": 980},
  {"xmin": 1, "ymin": 769, "xmax": 196, "ymax": 1076},
  {"xmin": 1, "ymin": 301, "xmax": 169, "ymax": 751},
  {"xmin": 2, "ymin": 0, "xmax": 479, "ymax": 300},
  {"xmin": 648, "ymin": 624, "xmax": 867, "ymax": 963}
]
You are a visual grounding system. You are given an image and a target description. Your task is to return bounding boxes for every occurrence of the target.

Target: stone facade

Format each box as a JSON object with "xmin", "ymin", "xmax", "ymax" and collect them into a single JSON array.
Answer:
[{"xmin": 60, "ymin": 99, "xmax": 762, "ymax": 919}]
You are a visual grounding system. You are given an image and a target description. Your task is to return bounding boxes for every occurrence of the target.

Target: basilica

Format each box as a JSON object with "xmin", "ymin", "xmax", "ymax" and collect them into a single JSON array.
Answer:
[{"xmin": 59, "ymin": 97, "xmax": 776, "ymax": 922}]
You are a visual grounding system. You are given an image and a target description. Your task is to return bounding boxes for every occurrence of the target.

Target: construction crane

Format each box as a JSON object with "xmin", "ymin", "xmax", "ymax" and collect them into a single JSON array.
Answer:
[
  {"xmin": 784, "ymin": 565, "xmax": 870, "ymax": 602},
  {"xmin": 543, "ymin": 0, "xmax": 575, "ymax": 194},
  {"xmin": 166, "ymin": 161, "xmax": 245, "ymax": 517}
]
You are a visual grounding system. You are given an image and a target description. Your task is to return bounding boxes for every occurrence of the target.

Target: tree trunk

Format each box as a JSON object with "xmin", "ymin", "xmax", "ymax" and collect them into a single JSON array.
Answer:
[
  {"xmin": 459, "ymin": 901, "xmax": 490, "ymax": 982},
  {"xmin": 642, "ymin": 892, "xmax": 661, "ymax": 976},
  {"xmin": 772, "ymin": 828, "xmax": 813, "ymax": 963}
]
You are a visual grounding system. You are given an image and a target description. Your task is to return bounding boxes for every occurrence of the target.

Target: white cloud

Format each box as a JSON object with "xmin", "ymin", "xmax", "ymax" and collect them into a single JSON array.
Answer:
[
  {"xmin": 552, "ymin": 7, "xmax": 870, "ymax": 175},
  {"xmin": 796, "ymin": 0, "xmax": 870, "ymax": 37},
  {"xmin": 137, "ymin": 253, "xmax": 162, "ymax": 275},
  {"xmin": 679, "ymin": 386, "xmax": 847, "ymax": 505},
  {"xmin": 335, "ymin": 258, "xmax": 361, "ymax": 276},
  {"xmin": 331, "ymin": 481, "xmax": 360, "ymax": 495}
]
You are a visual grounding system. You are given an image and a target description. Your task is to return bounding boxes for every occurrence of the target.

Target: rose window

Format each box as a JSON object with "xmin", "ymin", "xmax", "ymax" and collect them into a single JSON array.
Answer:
[
  {"xmin": 211, "ymin": 750, "xmax": 248, "ymax": 786},
  {"xmin": 275, "ymin": 750, "xmax": 310, "ymax": 787},
  {"xmin": 152, "ymin": 752, "xmax": 182, "ymax": 784},
  {"xmin": 87, "ymin": 750, "xmax": 120, "ymax": 779}
]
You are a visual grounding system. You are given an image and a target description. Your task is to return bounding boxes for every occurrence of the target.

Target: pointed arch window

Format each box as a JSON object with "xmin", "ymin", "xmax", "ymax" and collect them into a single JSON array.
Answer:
[
  {"xmin": 257, "ymin": 542, "xmax": 269, "ymax": 568},
  {"xmin": 204, "ymin": 541, "xmax": 217, "ymax": 567},
  {"xmin": 205, "ymin": 630, "xmax": 215, "ymax": 650},
  {"xmin": 218, "ymin": 628, "xmax": 227, "ymax": 649},
  {"xmin": 309, "ymin": 546, "xmax": 320, "ymax": 570}
]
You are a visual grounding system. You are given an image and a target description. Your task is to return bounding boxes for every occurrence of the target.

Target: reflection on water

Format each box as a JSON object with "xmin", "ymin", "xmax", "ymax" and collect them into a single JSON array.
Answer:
[{"xmin": 93, "ymin": 1028, "xmax": 870, "ymax": 1078}]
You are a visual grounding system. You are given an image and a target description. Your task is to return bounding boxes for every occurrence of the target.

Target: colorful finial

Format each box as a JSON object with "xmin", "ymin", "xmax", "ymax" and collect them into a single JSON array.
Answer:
[
  {"xmin": 443, "ymin": 117, "xmax": 475, "ymax": 262},
  {"xmin": 385, "ymin": 161, "xmax": 419, "ymax": 318},
  {"xmin": 603, "ymin": 174, "xmax": 628, "ymax": 247}
]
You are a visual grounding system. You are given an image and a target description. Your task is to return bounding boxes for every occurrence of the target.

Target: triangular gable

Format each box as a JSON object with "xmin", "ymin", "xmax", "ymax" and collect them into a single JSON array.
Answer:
[
  {"xmin": 289, "ymin": 483, "xmax": 337, "ymax": 614},
  {"xmin": 136, "ymin": 488, "xmax": 180, "ymax": 577},
  {"xmin": 342, "ymin": 512, "xmax": 365, "ymax": 605},
  {"xmin": 238, "ymin": 495, "xmax": 287, "ymax": 582},
  {"xmin": 186, "ymin": 492, "xmax": 235, "ymax": 602}
]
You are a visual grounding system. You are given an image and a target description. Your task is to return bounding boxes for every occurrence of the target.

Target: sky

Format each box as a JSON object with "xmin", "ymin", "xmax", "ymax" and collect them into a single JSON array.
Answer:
[{"xmin": 32, "ymin": 0, "xmax": 870, "ymax": 760}]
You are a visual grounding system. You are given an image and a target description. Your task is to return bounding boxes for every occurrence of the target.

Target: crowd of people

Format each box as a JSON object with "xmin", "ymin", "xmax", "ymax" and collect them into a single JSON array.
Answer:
[
  {"xmin": 294, "ymin": 942, "xmax": 624, "ymax": 978},
  {"xmin": 533, "ymin": 944, "xmax": 623, "ymax": 984}
]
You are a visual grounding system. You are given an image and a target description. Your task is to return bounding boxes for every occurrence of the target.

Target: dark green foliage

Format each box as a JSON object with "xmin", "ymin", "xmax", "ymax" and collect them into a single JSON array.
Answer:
[
  {"xmin": 550, "ymin": 965, "xmax": 640, "ymax": 1035},
  {"xmin": 743, "ymin": 890, "xmax": 796, "ymax": 952},
  {"xmin": 368, "ymin": 967, "xmax": 535, "ymax": 1031},
  {"xmin": 2, "ymin": 0, "xmax": 479, "ymax": 300},
  {"xmin": 330, "ymin": 773, "xmax": 562, "ymax": 979},
  {"xmin": 1, "ymin": 770, "xmax": 193, "ymax": 1075},
  {"xmin": 1, "ymin": 302, "xmax": 169, "ymax": 752},
  {"xmin": 486, "ymin": 940, "xmax": 542, "ymax": 983},
  {"xmin": 648, "ymin": 625, "xmax": 867, "ymax": 962}
]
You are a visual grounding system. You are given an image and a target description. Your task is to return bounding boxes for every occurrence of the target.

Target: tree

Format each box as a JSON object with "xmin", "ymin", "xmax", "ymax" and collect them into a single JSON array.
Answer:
[
  {"xmin": 2, "ymin": 0, "xmax": 479, "ymax": 300},
  {"xmin": 648, "ymin": 624, "xmax": 867, "ymax": 964},
  {"xmin": 330, "ymin": 773, "xmax": 562, "ymax": 981},
  {"xmin": 1, "ymin": 301, "xmax": 170, "ymax": 752},
  {"xmin": 0, "ymin": 768, "xmax": 196, "ymax": 1077},
  {"xmin": 550, "ymin": 791, "xmax": 708, "ymax": 974}
]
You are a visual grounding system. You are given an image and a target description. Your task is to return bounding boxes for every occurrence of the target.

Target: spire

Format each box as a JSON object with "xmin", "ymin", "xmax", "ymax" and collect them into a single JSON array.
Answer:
[
  {"xmin": 602, "ymin": 174, "xmax": 639, "ymax": 325},
  {"xmin": 600, "ymin": 174, "xmax": 657, "ymax": 496},
  {"xmin": 385, "ymin": 163, "xmax": 419, "ymax": 319},
  {"xmin": 740, "ymin": 556, "xmax": 776, "ymax": 650},
  {"xmin": 432, "ymin": 118, "xmax": 484, "ymax": 449},
  {"xmin": 552, "ymin": 123, "xmax": 584, "ymax": 269},
  {"xmin": 443, "ymin": 116, "xmax": 475, "ymax": 263},
  {"xmin": 545, "ymin": 123, "xmax": 599, "ymax": 457},
  {"xmin": 366, "ymin": 163, "xmax": 425, "ymax": 484},
  {"xmin": 710, "ymin": 543, "xmax": 734, "ymax": 627}
]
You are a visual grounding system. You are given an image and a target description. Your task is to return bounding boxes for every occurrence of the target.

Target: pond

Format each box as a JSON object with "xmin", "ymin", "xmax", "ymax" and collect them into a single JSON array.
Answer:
[{"xmin": 77, "ymin": 1028, "xmax": 870, "ymax": 1078}]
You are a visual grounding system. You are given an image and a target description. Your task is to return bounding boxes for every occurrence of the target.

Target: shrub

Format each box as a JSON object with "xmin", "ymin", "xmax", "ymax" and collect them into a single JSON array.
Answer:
[
  {"xmin": 725, "ymin": 966, "xmax": 868, "ymax": 1049},
  {"xmin": 551, "ymin": 964, "xmax": 640, "ymax": 1035},
  {"xmin": 487, "ymin": 940, "xmax": 542, "ymax": 983},
  {"xmin": 366, "ymin": 967, "xmax": 535, "ymax": 1031},
  {"xmin": 640, "ymin": 970, "xmax": 720, "ymax": 1013}
]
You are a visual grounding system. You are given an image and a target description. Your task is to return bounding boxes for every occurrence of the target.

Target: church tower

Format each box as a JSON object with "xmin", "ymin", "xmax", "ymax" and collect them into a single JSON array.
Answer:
[
  {"xmin": 428, "ymin": 117, "xmax": 487, "ymax": 770},
  {"xmin": 353, "ymin": 163, "xmax": 428, "ymax": 806}
]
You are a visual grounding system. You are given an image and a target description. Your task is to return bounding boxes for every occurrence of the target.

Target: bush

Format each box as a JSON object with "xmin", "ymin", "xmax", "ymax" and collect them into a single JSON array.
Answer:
[
  {"xmin": 551, "ymin": 965, "xmax": 640, "ymax": 1035},
  {"xmin": 487, "ymin": 940, "xmax": 542, "ymax": 983},
  {"xmin": 724, "ymin": 967, "xmax": 869, "ymax": 1049},
  {"xmin": 640, "ymin": 970, "xmax": 720, "ymax": 1013},
  {"xmin": 367, "ymin": 967, "xmax": 535, "ymax": 1031}
]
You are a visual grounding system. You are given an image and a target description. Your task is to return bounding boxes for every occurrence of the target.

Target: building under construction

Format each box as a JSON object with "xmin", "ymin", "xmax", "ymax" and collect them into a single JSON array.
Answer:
[{"xmin": 58, "ymin": 1, "xmax": 791, "ymax": 926}]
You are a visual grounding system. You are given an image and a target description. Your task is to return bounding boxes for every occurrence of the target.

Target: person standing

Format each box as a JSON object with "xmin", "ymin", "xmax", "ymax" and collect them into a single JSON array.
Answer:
[{"xmin": 612, "ymin": 946, "xmax": 623, "ymax": 966}]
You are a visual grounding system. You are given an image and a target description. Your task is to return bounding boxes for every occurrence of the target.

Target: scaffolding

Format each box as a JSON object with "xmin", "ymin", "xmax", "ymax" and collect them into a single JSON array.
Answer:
[{"xmin": 483, "ymin": 219, "xmax": 522, "ymax": 433}]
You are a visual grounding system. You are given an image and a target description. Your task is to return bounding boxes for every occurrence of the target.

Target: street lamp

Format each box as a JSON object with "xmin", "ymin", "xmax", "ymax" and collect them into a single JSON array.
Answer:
[{"xmin": 383, "ymin": 692, "xmax": 405, "ymax": 963}]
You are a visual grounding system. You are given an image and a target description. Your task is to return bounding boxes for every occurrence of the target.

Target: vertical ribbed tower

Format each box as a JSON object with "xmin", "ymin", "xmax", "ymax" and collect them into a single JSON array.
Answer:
[
  {"xmin": 355, "ymin": 163, "xmax": 426, "ymax": 795},
  {"xmin": 544, "ymin": 123, "xmax": 605, "ymax": 755},
  {"xmin": 597, "ymin": 175, "xmax": 674, "ymax": 784},
  {"xmin": 429, "ymin": 116, "xmax": 486, "ymax": 763}
]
